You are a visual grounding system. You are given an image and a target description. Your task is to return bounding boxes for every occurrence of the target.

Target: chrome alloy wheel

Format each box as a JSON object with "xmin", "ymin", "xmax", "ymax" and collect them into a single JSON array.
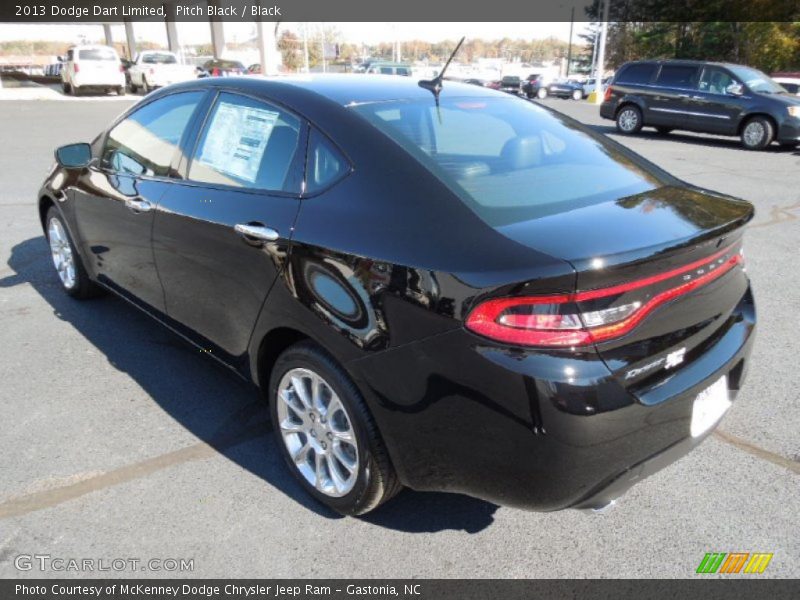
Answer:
[
  {"xmin": 48, "ymin": 217, "xmax": 76, "ymax": 289},
  {"xmin": 743, "ymin": 121, "xmax": 765, "ymax": 147},
  {"xmin": 277, "ymin": 368, "xmax": 359, "ymax": 497},
  {"xmin": 618, "ymin": 108, "xmax": 639, "ymax": 132}
]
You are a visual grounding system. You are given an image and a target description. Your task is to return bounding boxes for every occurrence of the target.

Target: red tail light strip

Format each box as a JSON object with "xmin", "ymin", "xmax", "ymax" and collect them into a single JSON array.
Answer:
[{"xmin": 466, "ymin": 246, "xmax": 742, "ymax": 347}]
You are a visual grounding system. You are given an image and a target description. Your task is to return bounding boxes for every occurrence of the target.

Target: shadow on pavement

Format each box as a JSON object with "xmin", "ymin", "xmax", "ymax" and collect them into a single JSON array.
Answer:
[
  {"xmin": 588, "ymin": 123, "xmax": 796, "ymax": 153},
  {"xmin": 1, "ymin": 235, "xmax": 498, "ymax": 533}
]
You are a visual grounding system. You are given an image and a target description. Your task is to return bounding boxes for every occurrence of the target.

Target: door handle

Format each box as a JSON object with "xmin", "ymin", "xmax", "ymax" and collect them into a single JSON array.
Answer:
[
  {"xmin": 234, "ymin": 223, "xmax": 279, "ymax": 242},
  {"xmin": 124, "ymin": 198, "xmax": 153, "ymax": 213}
]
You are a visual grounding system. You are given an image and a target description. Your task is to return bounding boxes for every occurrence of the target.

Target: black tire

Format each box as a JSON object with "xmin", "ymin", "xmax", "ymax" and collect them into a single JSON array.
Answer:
[
  {"xmin": 268, "ymin": 340, "xmax": 402, "ymax": 516},
  {"xmin": 740, "ymin": 116, "xmax": 774, "ymax": 150},
  {"xmin": 62, "ymin": 82, "xmax": 71, "ymax": 95},
  {"xmin": 616, "ymin": 104, "xmax": 643, "ymax": 134},
  {"xmin": 44, "ymin": 207, "xmax": 102, "ymax": 299},
  {"xmin": 129, "ymin": 82, "xmax": 137, "ymax": 93},
  {"xmin": 655, "ymin": 127, "xmax": 673, "ymax": 135}
]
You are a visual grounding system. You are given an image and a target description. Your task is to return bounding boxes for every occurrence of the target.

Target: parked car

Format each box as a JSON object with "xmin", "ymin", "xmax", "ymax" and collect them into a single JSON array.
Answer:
[
  {"xmin": 128, "ymin": 51, "xmax": 197, "ymax": 94},
  {"xmin": 522, "ymin": 73, "xmax": 547, "ymax": 99},
  {"xmin": 40, "ymin": 75, "xmax": 755, "ymax": 515},
  {"xmin": 60, "ymin": 45, "xmax": 125, "ymax": 96},
  {"xmin": 601, "ymin": 60, "xmax": 800, "ymax": 150},
  {"xmin": 247, "ymin": 63, "xmax": 262, "ymax": 75},
  {"xmin": 547, "ymin": 79, "xmax": 585, "ymax": 100},
  {"xmin": 582, "ymin": 77, "xmax": 610, "ymax": 98},
  {"xmin": 44, "ymin": 63, "xmax": 63, "ymax": 77},
  {"xmin": 498, "ymin": 75, "xmax": 522, "ymax": 95},
  {"xmin": 771, "ymin": 72, "xmax": 800, "ymax": 96},
  {"xmin": 202, "ymin": 59, "xmax": 246, "ymax": 77},
  {"xmin": 364, "ymin": 62, "xmax": 412, "ymax": 76}
]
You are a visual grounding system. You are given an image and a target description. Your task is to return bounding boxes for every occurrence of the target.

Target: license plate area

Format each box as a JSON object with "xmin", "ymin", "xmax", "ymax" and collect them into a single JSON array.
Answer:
[{"xmin": 690, "ymin": 375, "xmax": 731, "ymax": 437}]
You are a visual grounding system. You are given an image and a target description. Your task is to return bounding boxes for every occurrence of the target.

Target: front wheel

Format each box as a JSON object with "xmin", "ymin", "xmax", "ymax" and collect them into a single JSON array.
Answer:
[
  {"xmin": 572, "ymin": 89, "xmax": 583, "ymax": 101},
  {"xmin": 740, "ymin": 117, "xmax": 774, "ymax": 150},
  {"xmin": 45, "ymin": 207, "xmax": 102, "ymax": 299},
  {"xmin": 616, "ymin": 105, "xmax": 643, "ymax": 134},
  {"xmin": 269, "ymin": 341, "xmax": 401, "ymax": 516},
  {"xmin": 536, "ymin": 87, "xmax": 547, "ymax": 99}
]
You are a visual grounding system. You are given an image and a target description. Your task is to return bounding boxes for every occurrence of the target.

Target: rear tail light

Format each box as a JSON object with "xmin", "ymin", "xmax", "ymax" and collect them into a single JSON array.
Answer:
[
  {"xmin": 212, "ymin": 68, "xmax": 220, "ymax": 76},
  {"xmin": 466, "ymin": 245, "xmax": 742, "ymax": 347},
  {"xmin": 74, "ymin": 63, "xmax": 80, "ymax": 73},
  {"xmin": 603, "ymin": 85, "xmax": 613, "ymax": 102}
]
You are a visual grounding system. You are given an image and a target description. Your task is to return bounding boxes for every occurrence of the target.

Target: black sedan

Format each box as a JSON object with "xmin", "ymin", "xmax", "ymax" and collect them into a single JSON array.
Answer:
[
  {"xmin": 39, "ymin": 75, "xmax": 755, "ymax": 515},
  {"xmin": 498, "ymin": 75, "xmax": 522, "ymax": 95},
  {"xmin": 546, "ymin": 79, "xmax": 585, "ymax": 100}
]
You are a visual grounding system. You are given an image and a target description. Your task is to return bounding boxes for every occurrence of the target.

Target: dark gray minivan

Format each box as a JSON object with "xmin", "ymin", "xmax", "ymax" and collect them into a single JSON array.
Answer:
[{"xmin": 600, "ymin": 60, "xmax": 800, "ymax": 150}]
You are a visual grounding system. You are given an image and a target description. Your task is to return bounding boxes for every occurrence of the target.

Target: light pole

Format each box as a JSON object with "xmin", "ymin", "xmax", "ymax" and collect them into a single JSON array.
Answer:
[
  {"xmin": 566, "ymin": 7, "xmax": 574, "ymax": 77},
  {"xmin": 593, "ymin": 0, "xmax": 610, "ymax": 104}
]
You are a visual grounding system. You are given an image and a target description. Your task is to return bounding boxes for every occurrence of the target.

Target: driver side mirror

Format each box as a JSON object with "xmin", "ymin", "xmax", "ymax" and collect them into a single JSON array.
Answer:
[
  {"xmin": 726, "ymin": 83, "xmax": 744, "ymax": 96},
  {"xmin": 55, "ymin": 143, "xmax": 92, "ymax": 169}
]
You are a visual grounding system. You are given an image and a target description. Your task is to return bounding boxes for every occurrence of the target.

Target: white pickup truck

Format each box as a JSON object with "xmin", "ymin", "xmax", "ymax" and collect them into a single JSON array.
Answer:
[{"xmin": 128, "ymin": 51, "xmax": 196, "ymax": 93}]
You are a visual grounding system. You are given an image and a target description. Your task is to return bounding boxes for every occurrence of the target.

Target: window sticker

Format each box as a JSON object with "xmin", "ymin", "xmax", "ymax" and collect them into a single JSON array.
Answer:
[{"xmin": 196, "ymin": 101, "xmax": 279, "ymax": 184}]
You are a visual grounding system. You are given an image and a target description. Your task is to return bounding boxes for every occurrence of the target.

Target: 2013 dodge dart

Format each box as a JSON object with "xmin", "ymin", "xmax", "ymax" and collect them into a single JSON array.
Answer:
[{"xmin": 38, "ymin": 74, "xmax": 755, "ymax": 515}]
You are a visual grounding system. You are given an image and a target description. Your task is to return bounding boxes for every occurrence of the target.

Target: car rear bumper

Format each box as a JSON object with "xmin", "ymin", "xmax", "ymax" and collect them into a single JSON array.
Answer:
[{"xmin": 349, "ymin": 284, "xmax": 755, "ymax": 511}]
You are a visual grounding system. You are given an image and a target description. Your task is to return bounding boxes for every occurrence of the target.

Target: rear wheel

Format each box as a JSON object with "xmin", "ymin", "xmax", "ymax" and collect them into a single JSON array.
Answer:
[
  {"xmin": 269, "ymin": 341, "xmax": 401, "ymax": 516},
  {"xmin": 655, "ymin": 127, "xmax": 673, "ymax": 135},
  {"xmin": 45, "ymin": 207, "xmax": 101, "ymax": 299},
  {"xmin": 616, "ymin": 105, "xmax": 643, "ymax": 134},
  {"xmin": 740, "ymin": 116, "xmax": 774, "ymax": 150},
  {"xmin": 537, "ymin": 87, "xmax": 547, "ymax": 99},
  {"xmin": 62, "ymin": 82, "xmax": 71, "ymax": 95},
  {"xmin": 572, "ymin": 89, "xmax": 583, "ymax": 101}
]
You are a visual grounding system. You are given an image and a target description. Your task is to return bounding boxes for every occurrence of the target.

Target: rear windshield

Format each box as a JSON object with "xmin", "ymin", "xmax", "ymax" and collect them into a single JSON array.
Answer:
[
  {"xmin": 142, "ymin": 53, "xmax": 177, "ymax": 64},
  {"xmin": 353, "ymin": 97, "xmax": 664, "ymax": 226},
  {"xmin": 79, "ymin": 48, "xmax": 117, "ymax": 61}
]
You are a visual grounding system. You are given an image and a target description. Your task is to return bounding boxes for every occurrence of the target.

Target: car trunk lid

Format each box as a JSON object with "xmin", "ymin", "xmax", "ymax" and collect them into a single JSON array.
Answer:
[{"xmin": 496, "ymin": 185, "xmax": 754, "ymax": 397}]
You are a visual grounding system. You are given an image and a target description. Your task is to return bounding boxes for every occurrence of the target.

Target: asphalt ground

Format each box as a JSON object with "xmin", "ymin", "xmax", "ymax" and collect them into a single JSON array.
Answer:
[{"xmin": 0, "ymin": 92, "xmax": 798, "ymax": 578}]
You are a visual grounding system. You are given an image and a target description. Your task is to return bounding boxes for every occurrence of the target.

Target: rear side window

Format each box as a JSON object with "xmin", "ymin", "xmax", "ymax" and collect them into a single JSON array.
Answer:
[
  {"xmin": 616, "ymin": 64, "xmax": 656, "ymax": 85},
  {"xmin": 103, "ymin": 91, "xmax": 203, "ymax": 177},
  {"xmin": 79, "ymin": 48, "xmax": 117, "ymax": 61},
  {"xmin": 656, "ymin": 65, "xmax": 699, "ymax": 88},
  {"xmin": 189, "ymin": 92, "xmax": 302, "ymax": 192},
  {"xmin": 380, "ymin": 67, "xmax": 393, "ymax": 75},
  {"xmin": 305, "ymin": 129, "xmax": 348, "ymax": 194},
  {"xmin": 354, "ymin": 97, "xmax": 663, "ymax": 227}
]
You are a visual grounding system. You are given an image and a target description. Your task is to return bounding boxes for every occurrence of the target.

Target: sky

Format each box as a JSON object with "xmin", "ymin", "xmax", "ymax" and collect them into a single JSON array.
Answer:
[{"xmin": 0, "ymin": 22, "xmax": 585, "ymax": 46}]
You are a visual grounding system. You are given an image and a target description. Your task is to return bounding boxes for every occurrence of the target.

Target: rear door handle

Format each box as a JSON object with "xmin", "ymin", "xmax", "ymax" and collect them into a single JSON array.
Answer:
[
  {"xmin": 124, "ymin": 198, "xmax": 153, "ymax": 213},
  {"xmin": 234, "ymin": 223, "xmax": 279, "ymax": 242}
]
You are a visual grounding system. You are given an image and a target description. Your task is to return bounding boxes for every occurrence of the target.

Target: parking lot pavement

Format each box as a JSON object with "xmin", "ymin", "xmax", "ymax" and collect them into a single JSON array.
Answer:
[{"xmin": 0, "ymin": 99, "xmax": 798, "ymax": 579}]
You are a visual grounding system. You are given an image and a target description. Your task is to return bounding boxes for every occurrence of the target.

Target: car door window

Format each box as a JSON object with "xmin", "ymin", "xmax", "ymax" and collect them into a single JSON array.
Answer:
[
  {"xmin": 698, "ymin": 68, "xmax": 737, "ymax": 94},
  {"xmin": 189, "ymin": 92, "xmax": 303, "ymax": 193},
  {"xmin": 655, "ymin": 65, "xmax": 699, "ymax": 89},
  {"xmin": 615, "ymin": 64, "xmax": 656, "ymax": 85},
  {"xmin": 103, "ymin": 91, "xmax": 204, "ymax": 177},
  {"xmin": 305, "ymin": 129, "xmax": 349, "ymax": 194}
]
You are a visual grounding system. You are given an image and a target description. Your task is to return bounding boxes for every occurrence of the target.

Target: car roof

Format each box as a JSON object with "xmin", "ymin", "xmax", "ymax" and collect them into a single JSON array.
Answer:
[
  {"xmin": 622, "ymin": 59, "xmax": 751, "ymax": 70},
  {"xmin": 176, "ymin": 73, "xmax": 502, "ymax": 107}
]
